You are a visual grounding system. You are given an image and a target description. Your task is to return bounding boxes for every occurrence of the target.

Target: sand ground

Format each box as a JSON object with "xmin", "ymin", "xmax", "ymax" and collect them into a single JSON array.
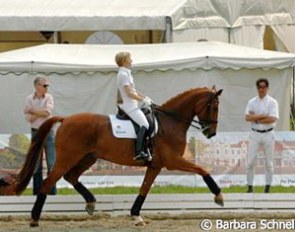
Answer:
[{"xmin": 1, "ymin": 211, "xmax": 295, "ymax": 232}]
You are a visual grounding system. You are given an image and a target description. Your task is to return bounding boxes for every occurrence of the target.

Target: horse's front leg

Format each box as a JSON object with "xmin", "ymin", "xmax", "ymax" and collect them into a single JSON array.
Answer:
[
  {"xmin": 131, "ymin": 166, "xmax": 161, "ymax": 226},
  {"xmin": 164, "ymin": 156, "xmax": 224, "ymax": 207}
]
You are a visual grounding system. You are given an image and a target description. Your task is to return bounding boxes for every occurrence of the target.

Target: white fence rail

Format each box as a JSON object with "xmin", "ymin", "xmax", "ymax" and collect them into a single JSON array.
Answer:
[{"xmin": 1, "ymin": 194, "xmax": 295, "ymax": 215}]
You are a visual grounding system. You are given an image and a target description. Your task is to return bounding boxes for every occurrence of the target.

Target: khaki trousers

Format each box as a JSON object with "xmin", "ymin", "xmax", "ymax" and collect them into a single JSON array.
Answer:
[{"xmin": 246, "ymin": 130, "xmax": 275, "ymax": 186}]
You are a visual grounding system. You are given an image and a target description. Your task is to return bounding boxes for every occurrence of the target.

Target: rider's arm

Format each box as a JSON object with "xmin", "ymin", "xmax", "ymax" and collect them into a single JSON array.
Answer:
[{"xmin": 124, "ymin": 85, "xmax": 145, "ymax": 102}]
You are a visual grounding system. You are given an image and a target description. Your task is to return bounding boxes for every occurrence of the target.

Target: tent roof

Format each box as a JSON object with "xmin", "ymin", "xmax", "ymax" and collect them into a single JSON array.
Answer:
[
  {"xmin": 0, "ymin": 41, "xmax": 294, "ymax": 74},
  {"xmin": 175, "ymin": 0, "xmax": 295, "ymax": 30},
  {"xmin": 0, "ymin": 0, "xmax": 186, "ymax": 31},
  {"xmin": 0, "ymin": 0, "xmax": 294, "ymax": 31}
]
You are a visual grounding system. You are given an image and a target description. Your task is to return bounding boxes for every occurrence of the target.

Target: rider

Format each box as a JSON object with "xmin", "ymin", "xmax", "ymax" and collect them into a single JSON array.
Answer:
[{"xmin": 115, "ymin": 51, "xmax": 153, "ymax": 162}]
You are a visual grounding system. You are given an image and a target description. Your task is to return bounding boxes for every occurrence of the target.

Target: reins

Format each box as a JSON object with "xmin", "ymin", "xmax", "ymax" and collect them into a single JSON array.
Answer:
[
  {"xmin": 154, "ymin": 105, "xmax": 204, "ymax": 130},
  {"xmin": 152, "ymin": 93, "xmax": 218, "ymax": 131}
]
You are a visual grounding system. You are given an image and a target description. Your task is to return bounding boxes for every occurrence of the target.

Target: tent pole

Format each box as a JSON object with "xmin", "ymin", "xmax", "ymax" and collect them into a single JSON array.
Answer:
[
  {"xmin": 165, "ymin": 16, "xmax": 173, "ymax": 43},
  {"xmin": 53, "ymin": 32, "xmax": 58, "ymax": 43},
  {"xmin": 292, "ymin": 66, "xmax": 295, "ymax": 109},
  {"xmin": 292, "ymin": 67, "xmax": 295, "ymax": 130}
]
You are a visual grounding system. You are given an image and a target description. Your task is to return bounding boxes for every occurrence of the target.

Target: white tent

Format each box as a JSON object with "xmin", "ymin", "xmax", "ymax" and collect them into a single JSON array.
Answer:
[
  {"xmin": 0, "ymin": 0, "xmax": 187, "ymax": 31},
  {"xmin": 173, "ymin": 0, "xmax": 295, "ymax": 52},
  {"xmin": 0, "ymin": 41, "xmax": 294, "ymax": 133},
  {"xmin": 0, "ymin": 0, "xmax": 188, "ymax": 42},
  {"xmin": 2, "ymin": 0, "xmax": 295, "ymax": 49}
]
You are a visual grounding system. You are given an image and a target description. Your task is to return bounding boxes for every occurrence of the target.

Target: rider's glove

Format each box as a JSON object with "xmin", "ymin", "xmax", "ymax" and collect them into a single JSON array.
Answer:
[{"xmin": 141, "ymin": 96, "xmax": 153, "ymax": 107}]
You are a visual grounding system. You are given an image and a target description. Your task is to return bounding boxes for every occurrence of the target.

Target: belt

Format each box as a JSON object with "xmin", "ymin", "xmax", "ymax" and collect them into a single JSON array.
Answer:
[{"xmin": 251, "ymin": 128, "xmax": 273, "ymax": 133}]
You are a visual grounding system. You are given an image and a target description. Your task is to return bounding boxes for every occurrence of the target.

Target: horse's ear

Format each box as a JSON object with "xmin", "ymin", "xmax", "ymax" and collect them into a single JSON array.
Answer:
[
  {"xmin": 212, "ymin": 85, "xmax": 216, "ymax": 91},
  {"xmin": 215, "ymin": 89, "xmax": 223, "ymax": 96}
]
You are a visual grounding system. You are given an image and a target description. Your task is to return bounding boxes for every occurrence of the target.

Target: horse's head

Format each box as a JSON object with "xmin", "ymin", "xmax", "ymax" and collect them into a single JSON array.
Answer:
[
  {"xmin": 195, "ymin": 87, "xmax": 223, "ymax": 139},
  {"xmin": 0, "ymin": 174, "xmax": 17, "ymax": 195}
]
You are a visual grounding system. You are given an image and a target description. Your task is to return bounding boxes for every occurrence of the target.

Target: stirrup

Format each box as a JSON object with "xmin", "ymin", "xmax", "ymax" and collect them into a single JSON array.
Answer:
[{"xmin": 134, "ymin": 151, "xmax": 152, "ymax": 162}]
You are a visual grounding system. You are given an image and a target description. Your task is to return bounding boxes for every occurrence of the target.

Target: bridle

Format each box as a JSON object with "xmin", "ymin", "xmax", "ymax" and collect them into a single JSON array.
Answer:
[
  {"xmin": 153, "ymin": 92, "xmax": 219, "ymax": 131},
  {"xmin": 194, "ymin": 93, "xmax": 219, "ymax": 130}
]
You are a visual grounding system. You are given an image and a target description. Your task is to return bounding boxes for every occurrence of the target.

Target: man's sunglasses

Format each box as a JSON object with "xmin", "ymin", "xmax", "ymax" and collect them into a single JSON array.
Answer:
[{"xmin": 39, "ymin": 84, "xmax": 49, "ymax": 88}]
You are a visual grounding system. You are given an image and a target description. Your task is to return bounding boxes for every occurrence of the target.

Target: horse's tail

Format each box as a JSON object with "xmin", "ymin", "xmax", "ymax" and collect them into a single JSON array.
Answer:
[{"xmin": 15, "ymin": 116, "xmax": 64, "ymax": 195}]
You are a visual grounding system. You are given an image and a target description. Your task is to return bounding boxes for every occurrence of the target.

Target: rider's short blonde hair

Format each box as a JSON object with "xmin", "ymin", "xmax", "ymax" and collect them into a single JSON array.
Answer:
[{"xmin": 115, "ymin": 52, "xmax": 131, "ymax": 67}]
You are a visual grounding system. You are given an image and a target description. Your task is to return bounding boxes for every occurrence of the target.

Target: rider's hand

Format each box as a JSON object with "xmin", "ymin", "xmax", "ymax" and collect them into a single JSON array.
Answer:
[{"xmin": 142, "ymin": 96, "xmax": 153, "ymax": 107}]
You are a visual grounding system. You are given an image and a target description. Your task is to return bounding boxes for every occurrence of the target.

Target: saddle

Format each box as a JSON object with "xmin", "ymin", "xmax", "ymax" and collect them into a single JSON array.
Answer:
[
  {"xmin": 109, "ymin": 106, "xmax": 158, "ymax": 159},
  {"xmin": 116, "ymin": 106, "xmax": 156, "ymax": 136}
]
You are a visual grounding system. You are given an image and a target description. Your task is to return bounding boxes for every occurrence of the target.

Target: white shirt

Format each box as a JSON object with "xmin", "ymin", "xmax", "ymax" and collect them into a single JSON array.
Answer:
[
  {"xmin": 116, "ymin": 67, "xmax": 138, "ymax": 113},
  {"xmin": 245, "ymin": 95, "xmax": 279, "ymax": 130}
]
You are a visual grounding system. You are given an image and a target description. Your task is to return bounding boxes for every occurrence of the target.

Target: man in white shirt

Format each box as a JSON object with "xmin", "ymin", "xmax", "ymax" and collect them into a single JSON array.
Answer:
[{"xmin": 245, "ymin": 78, "xmax": 279, "ymax": 193}]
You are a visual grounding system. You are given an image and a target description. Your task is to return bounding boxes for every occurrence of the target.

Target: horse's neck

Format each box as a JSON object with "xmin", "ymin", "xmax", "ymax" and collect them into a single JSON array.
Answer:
[
  {"xmin": 163, "ymin": 100, "xmax": 194, "ymax": 121},
  {"xmin": 160, "ymin": 90, "xmax": 208, "ymax": 131},
  {"xmin": 162, "ymin": 90, "xmax": 207, "ymax": 118}
]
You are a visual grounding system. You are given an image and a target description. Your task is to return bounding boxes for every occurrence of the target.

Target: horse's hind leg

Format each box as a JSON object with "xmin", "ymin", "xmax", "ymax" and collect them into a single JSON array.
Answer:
[
  {"xmin": 131, "ymin": 167, "xmax": 161, "ymax": 226},
  {"xmin": 63, "ymin": 153, "xmax": 97, "ymax": 215},
  {"xmin": 31, "ymin": 154, "xmax": 97, "ymax": 227},
  {"xmin": 30, "ymin": 168, "xmax": 67, "ymax": 227},
  {"xmin": 165, "ymin": 157, "xmax": 224, "ymax": 207}
]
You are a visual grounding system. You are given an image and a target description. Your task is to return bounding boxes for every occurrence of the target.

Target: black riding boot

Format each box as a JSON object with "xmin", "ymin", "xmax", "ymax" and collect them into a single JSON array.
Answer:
[
  {"xmin": 247, "ymin": 185, "xmax": 253, "ymax": 193},
  {"xmin": 264, "ymin": 185, "xmax": 270, "ymax": 193},
  {"xmin": 134, "ymin": 126, "xmax": 152, "ymax": 161}
]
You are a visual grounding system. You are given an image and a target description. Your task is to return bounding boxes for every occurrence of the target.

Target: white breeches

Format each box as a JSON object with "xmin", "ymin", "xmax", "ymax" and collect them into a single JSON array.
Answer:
[
  {"xmin": 246, "ymin": 131, "xmax": 275, "ymax": 186},
  {"xmin": 128, "ymin": 108, "xmax": 149, "ymax": 129}
]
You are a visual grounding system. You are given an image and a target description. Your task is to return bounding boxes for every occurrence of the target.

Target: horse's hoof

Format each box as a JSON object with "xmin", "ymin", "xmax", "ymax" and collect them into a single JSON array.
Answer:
[
  {"xmin": 135, "ymin": 220, "xmax": 146, "ymax": 226},
  {"xmin": 30, "ymin": 220, "xmax": 39, "ymax": 227},
  {"xmin": 214, "ymin": 194, "xmax": 224, "ymax": 207},
  {"xmin": 132, "ymin": 216, "xmax": 146, "ymax": 226},
  {"xmin": 86, "ymin": 202, "xmax": 96, "ymax": 216}
]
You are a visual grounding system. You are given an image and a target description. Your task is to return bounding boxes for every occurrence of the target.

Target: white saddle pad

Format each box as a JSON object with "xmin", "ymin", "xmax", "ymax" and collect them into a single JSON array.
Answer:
[
  {"xmin": 109, "ymin": 114, "xmax": 158, "ymax": 139},
  {"xmin": 109, "ymin": 115, "xmax": 137, "ymax": 138}
]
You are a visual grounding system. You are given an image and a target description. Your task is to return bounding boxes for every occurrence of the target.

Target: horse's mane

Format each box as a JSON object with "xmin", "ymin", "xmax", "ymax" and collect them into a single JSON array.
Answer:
[{"xmin": 160, "ymin": 87, "xmax": 211, "ymax": 109}]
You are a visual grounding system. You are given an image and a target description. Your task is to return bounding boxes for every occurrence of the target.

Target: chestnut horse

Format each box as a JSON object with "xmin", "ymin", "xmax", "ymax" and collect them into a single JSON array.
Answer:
[{"xmin": 1, "ymin": 87, "xmax": 223, "ymax": 227}]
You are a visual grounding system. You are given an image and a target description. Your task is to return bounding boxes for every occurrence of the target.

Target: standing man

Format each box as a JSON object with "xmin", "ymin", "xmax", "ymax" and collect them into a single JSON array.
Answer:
[
  {"xmin": 24, "ymin": 76, "xmax": 57, "ymax": 195},
  {"xmin": 245, "ymin": 78, "xmax": 279, "ymax": 193}
]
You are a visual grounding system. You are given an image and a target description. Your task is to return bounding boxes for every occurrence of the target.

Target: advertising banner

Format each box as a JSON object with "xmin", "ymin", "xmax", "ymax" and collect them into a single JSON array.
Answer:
[{"xmin": 0, "ymin": 132, "xmax": 294, "ymax": 188}]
